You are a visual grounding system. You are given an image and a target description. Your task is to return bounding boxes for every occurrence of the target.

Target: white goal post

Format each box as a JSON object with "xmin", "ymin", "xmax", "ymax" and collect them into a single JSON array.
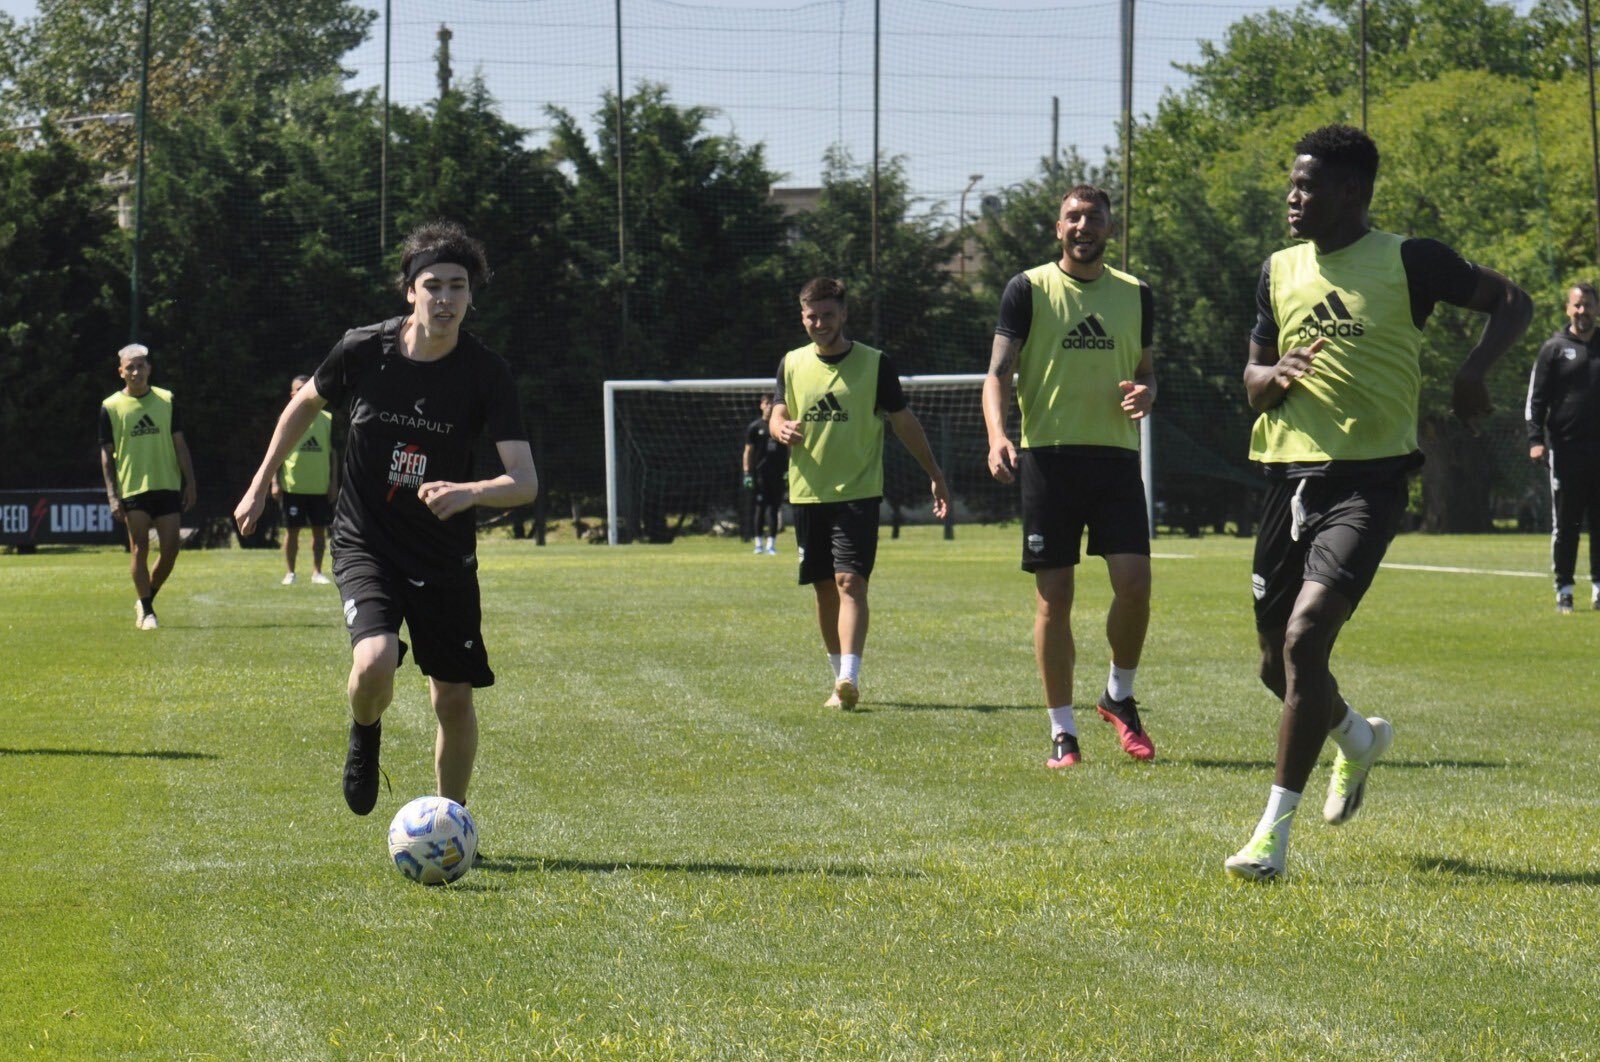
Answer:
[{"xmin": 603, "ymin": 375, "xmax": 1153, "ymax": 545}]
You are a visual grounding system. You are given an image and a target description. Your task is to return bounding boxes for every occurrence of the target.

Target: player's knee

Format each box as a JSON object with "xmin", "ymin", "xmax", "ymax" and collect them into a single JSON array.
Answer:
[
  {"xmin": 1282, "ymin": 613, "xmax": 1333, "ymax": 670},
  {"xmin": 835, "ymin": 572, "xmax": 867, "ymax": 598},
  {"xmin": 432, "ymin": 685, "xmax": 475, "ymax": 724},
  {"xmin": 349, "ymin": 638, "xmax": 398, "ymax": 691},
  {"xmin": 1112, "ymin": 567, "xmax": 1151, "ymax": 603}
]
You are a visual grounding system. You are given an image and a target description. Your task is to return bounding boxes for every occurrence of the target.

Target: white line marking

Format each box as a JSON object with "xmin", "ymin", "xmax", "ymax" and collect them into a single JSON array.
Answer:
[{"xmin": 1381, "ymin": 563, "xmax": 1544, "ymax": 579}]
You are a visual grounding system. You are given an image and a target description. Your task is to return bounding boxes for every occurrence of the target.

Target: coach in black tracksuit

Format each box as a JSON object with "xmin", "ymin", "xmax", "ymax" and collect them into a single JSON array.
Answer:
[{"xmin": 1526, "ymin": 282, "xmax": 1600, "ymax": 612}]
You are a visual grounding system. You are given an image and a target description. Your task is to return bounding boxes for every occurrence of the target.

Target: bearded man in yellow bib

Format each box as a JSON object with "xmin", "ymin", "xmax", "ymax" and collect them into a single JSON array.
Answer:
[
  {"xmin": 98, "ymin": 344, "xmax": 198, "ymax": 630},
  {"xmin": 1225, "ymin": 125, "xmax": 1532, "ymax": 882},
  {"xmin": 769, "ymin": 277, "xmax": 950, "ymax": 711},
  {"xmin": 983, "ymin": 184, "xmax": 1157, "ymax": 770}
]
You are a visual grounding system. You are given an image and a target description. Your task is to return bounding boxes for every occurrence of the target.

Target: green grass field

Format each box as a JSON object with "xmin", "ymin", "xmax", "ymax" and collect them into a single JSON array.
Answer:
[{"xmin": 4, "ymin": 528, "xmax": 1598, "ymax": 1057}]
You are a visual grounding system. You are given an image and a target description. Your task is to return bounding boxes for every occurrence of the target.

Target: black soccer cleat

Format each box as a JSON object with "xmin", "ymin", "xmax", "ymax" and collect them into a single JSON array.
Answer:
[
  {"xmin": 1558, "ymin": 592, "xmax": 1575, "ymax": 615},
  {"xmin": 342, "ymin": 719, "xmax": 386, "ymax": 815}
]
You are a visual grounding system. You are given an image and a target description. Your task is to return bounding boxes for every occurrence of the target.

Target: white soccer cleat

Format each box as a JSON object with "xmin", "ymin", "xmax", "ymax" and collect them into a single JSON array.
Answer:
[
  {"xmin": 282, "ymin": 571, "xmax": 297, "ymax": 585},
  {"xmin": 140, "ymin": 611, "xmax": 159, "ymax": 630},
  {"xmin": 311, "ymin": 572, "xmax": 332, "ymax": 585},
  {"xmin": 1225, "ymin": 830, "xmax": 1287, "ymax": 881},
  {"xmin": 1324, "ymin": 717, "xmax": 1394, "ymax": 825}
]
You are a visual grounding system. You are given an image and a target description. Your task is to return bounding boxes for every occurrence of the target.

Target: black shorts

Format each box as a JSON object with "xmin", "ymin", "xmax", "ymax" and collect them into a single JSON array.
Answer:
[
  {"xmin": 793, "ymin": 498, "xmax": 880, "ymax": 584},
  {"xmin": 333, "ymin": 549, "xmax": 494, "ymax": 688},
  {"xmin": 282, "ymin": 493, "xmax": 332, "ymax": 529},
  {"xmin": 754, "ymin": 475, "xmax": 786, "ymax": 507},
  {"xmin": 1252, "ymin": 473, "xmax": 1409, "ymax": 630},
  {"xmin": 1019, "ymin": 448, "xmax": 1149, "ymax": 571},
  {"xmin": 123, "ymin": 489, "xmax": 182, "ymax": 518}
]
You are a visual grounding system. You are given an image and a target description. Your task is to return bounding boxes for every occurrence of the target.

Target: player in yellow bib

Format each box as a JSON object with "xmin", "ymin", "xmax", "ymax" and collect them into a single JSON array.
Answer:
[
  {"xmin": 98, "ymin": 344, "xmax": 197, "ymax": 630},
  {"xmin": 271, "ymin": 374, "xmax": 338, "ymax": 585},
  {"xmin": 769, "ymin": 277, "xmax": 950, "ymax": 710},
  {"xmin": 1225, "ymin": 125, "xmax": 1532, "ymax": 882},
  {"xmin": 983, "ymin": 184, "xmax": 1157, "ymax": 768}
]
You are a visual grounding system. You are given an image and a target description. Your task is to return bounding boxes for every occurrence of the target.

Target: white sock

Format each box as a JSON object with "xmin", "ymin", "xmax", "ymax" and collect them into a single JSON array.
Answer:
[
  {"xmin": 765, "ymin": 537, "xmax": 774, "ymax": 549},
  {"xmin": 839, "ymin": 654, "xmax": 861, "ymax": 685},
  {"xmin": 1330, "ymin": 704, "xmax": 1374, "ymax": 759},
  {"xmin": 1591, "ymin": 581, "xmax": 1599, "ymax": 603},
  {"xmin": 1558, "ymin": 583, "xmax": 1575, "ymax": 600},
  {"xmin": 1047, "ymin": 705, "xmax": 1076, "ymax": 738},
  {"xmin": 1107, "ymin": 663, "xmax": 1137, "ymax": 702},
  {"xmin": 1254, "ymin": 785, "xmax": 1301, "ymax": 842},
  {"xmin": 827, "ymin": 653, "xmax": 842, "ymax": 679}
]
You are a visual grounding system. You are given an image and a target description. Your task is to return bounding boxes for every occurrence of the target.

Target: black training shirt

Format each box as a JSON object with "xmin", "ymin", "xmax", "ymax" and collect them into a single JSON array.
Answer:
[{"xmin": 313, "ymin": 317, "xmax": 527, "ymax": 584}]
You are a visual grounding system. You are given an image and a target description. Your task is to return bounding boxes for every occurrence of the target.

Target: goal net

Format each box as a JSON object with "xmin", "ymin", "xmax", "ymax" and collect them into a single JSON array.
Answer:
[{"xmin": 603, "ymin": 375, "xmax": 1023, "ymax": 544}]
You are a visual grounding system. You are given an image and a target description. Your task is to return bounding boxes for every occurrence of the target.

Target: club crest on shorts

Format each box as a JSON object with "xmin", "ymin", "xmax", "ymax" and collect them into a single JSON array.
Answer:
[
  {"xmin": 343, "ymin": 598, "xmax": 358, "ymax": 627},
  {"xmin": 797, "ymin": 546, "xmax": 806, "ymax": 563},
  {"xmin": 1251, "ymin": 574, "xmax": 1266, "ymax": 600},
  {"xmin": 1026, "ymin": 533, "xmax": 1045, "ymax": 554}
]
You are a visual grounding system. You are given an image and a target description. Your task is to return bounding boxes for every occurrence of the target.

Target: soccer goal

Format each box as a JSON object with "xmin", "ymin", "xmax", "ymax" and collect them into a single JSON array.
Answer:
[{"xmin": 603, "ymin": 374, "xmax": 1034, "ymax": 545}]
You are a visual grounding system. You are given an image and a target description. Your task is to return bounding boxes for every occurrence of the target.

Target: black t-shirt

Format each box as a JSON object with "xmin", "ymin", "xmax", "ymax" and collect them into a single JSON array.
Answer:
[
  {"xmin": 746, "ymin": 417, "xmax": 787, "ymax": 481},
  {"xmin": 313, "ymin": 317, "xmax": 527, "ymax": 584},
  {"xmin": 1249, "ymin": 237, "xmax": 1480, "ymax": 346},
  {"xmin": 770, "ymin": 344, "xmax": 909, "ymax": 414}
]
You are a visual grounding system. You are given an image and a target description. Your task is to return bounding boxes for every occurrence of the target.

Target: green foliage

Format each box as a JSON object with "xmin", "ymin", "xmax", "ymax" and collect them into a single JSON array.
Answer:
[
  {"xmin": 790, "ymin": 147, "xmax": 991, "ymax": 375},
  {"xmin": 0, "ymin": 130, "xmax": 125, "ymax": 487}
]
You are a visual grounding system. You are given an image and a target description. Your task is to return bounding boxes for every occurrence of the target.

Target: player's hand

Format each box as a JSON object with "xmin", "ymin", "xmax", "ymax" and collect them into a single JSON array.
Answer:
[
  {"xmin": 108, "ymin": 495, "xmax": 126, "ymax": 523},
  {"xmin": 1530, "ymin": 443, "xmax": 1547, "ymax": 463},
  {"xmin": 270, "ymin": 480, "xmax": 281, "ymax": 498},
  {"xmin": 773, "ymin": 418, "xmax": 804, "ymax": 446},
  {"xmin": 1275, "ymin": 338, "xmax": 1324, "ymax": 389},
  {"xmin": 930, "ymin": 474, "xmax": 950, "ymax": 520},
  {"xmin": 1119, "ymin": 380, "xmax": 1153, "ymax": 421},
  {"xmin": 418, "ymin": 480, "xmax": 477, "ymax": 520},
  {"xmin": 182, "ymin": 482, "xmax": 197, "ymax": 513},
  {"xmin": 987, "ymin": 437, "xmax": 1019, "ymax": 484},
  {"xmin": 1451, "ymin": 368, "xmax": 1494, "ymax": 432},
  {"xmin": 233, "ymin": 486, "xmax": 267, "ymax": 536}
]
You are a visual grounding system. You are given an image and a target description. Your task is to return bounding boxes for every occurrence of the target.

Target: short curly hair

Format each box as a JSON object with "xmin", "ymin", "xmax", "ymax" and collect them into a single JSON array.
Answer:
[{"xmin": 1294, "ymin": 124, "xmax": 1380, "ymax": 185}]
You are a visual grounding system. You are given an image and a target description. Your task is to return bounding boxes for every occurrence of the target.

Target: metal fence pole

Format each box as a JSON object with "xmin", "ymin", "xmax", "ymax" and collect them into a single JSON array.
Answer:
[{"xmin": 130, "ymin": 0, "xmax": 153, "ymax": 343}]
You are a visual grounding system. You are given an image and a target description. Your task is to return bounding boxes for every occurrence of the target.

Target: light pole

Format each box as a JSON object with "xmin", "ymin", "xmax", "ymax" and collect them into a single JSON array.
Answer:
[{"xmin": 959, "ymin": 173, "xmax": 982, "ymax": 278}]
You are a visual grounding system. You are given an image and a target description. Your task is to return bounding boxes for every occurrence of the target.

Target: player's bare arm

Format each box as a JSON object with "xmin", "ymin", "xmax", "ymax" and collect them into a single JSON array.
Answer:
[
  {"xmin": 235, "ymin": 379, "xmax": 329, "ymax": 535},
  {"xmin": 1450, "ymin": 266, "xmax": 1533, "ymax": 428},
  {"xmin": 1244, "ymin": 337, "xmax": 1324, "ymax": 413},
  {"xmin": 886, "ymin": 408, "xmax": 951, "ymax": 519},
  {"xmin": 769, "ymin": 402, "xmax": 804, "ymax": 445},
  {"xmin": 99, "ymin": 444, "xmax": 125, "ymax": 522},
  {"xmin": 1119, "ymin": 346, "xmax": 1157, "ymax": 421},
  {"xmin": 173, "ymin": 432, "xmax": 197, "ymax": 512},
  {"xmin": 983, "ymin": 333, "xmax": 1021, "ymax": 483},
  {"xmin": 418, "ymin": 439, "xmax": 538, "ymax": 520}
]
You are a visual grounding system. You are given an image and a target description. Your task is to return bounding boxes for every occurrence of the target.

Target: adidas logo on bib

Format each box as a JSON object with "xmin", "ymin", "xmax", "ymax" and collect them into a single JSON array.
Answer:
[
  {"xmin": 1060, "ymin": 315, "xmax": 1115, "ymax": 350},
  {"xmin": 1295, "ymin": 291, "xmax": 1365, "ymax": 341},
  {"xmin": 802, "ymin": 392, "xmax": 848, "ymax": 422}
]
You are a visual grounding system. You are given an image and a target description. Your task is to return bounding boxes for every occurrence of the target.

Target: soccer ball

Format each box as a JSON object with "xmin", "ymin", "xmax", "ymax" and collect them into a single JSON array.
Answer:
[{"xmin": 387, "ymin": 796, "xmax": 477, "ymax": 885}]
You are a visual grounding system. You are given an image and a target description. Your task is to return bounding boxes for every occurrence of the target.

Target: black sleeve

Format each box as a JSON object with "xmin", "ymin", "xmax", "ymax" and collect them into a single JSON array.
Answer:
[
  {"xmin": 1526, "ymin": 341, "xmax": 1556, "ymax": 445},
  {"xmin": 1139, "ymin": 281, "xmax": 1154, "ymax": 350},
  {"xmin": 1249, "ymin": 259, "xmax": 1278, "ymax": 347},
  {"xmin": 1401, "ymin": 238, "xmax": 1480, "ymax": 328},
  {"xmin": 312, "ymin": 333, "xmax": 358, "ymax": 408},
  {"xmin": 876, "ymin": 352, "xmax": 908, "ymax": 415},
  {"xmin": 483, "ymin": 356, "xmax": 528, "ymax": 443},
  {"xmin": 994, "ymin": 273, "xmax": 1034, "ymax": 342},
  {"xmin": 771, "ymin": 354, "xmax": 788, "ymax": 408},
  {"xmin": 97, "ymin": 406, "xmax": 113, "ymax": 447},
  {"xmin": 168, "ymin": 398, "xmax": 182, "ymax": 436}
]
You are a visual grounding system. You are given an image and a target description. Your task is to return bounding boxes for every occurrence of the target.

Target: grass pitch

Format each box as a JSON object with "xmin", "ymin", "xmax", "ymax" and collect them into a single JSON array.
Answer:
[{"xmin": 3, "ymin": 528, "xmax": 1598, "ymax": 1057}]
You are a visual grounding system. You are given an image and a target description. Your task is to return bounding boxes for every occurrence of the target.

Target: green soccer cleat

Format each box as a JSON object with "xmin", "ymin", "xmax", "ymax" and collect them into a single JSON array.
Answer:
[
  {"xmin": 1323, "ymin": 717, "xmax": 1394, "ymax": 825},
  {"xmin": 1224, "ymin": 829, "xmax": 1286, "ymax": 881}
]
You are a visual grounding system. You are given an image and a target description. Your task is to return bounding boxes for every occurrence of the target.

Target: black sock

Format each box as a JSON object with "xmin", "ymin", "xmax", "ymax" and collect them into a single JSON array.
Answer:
[
  {"xmin": 352, "ymin": 719, "xmax": 381, "ymax": 740},
  {"xmin": 140, "ymin": 595, "xmax": 154, "ymax": 614}
]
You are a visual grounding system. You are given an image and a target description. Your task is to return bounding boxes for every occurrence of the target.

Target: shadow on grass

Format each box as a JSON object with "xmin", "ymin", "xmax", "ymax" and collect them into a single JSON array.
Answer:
[
  {"xmin": 0, "ymin": 746, "xmax": 217, "ymax": 760},
  {"xmin": 1175, "ymin": 757, "xmax": 1512, "ymax": 771},
  {"xmin": 159, "ymin": 622, "xmax": 332, "ymax": 630},
  {"xmin": 477, "ymin": 854, "xmax": 921, "ymax": 879},
  {"xmin": 1412, "ymin": 855, "xmax": 1600, "ymax": 886},
  {"xmin": 867, "ymin": 701, "xmax": 1033, "ymax": 713}
]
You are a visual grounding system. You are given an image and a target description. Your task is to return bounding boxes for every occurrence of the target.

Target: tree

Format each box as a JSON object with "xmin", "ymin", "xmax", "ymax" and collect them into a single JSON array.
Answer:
[{"xmin": 0, "ymin": 129, "xmax": 127, "ymax": 488}]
